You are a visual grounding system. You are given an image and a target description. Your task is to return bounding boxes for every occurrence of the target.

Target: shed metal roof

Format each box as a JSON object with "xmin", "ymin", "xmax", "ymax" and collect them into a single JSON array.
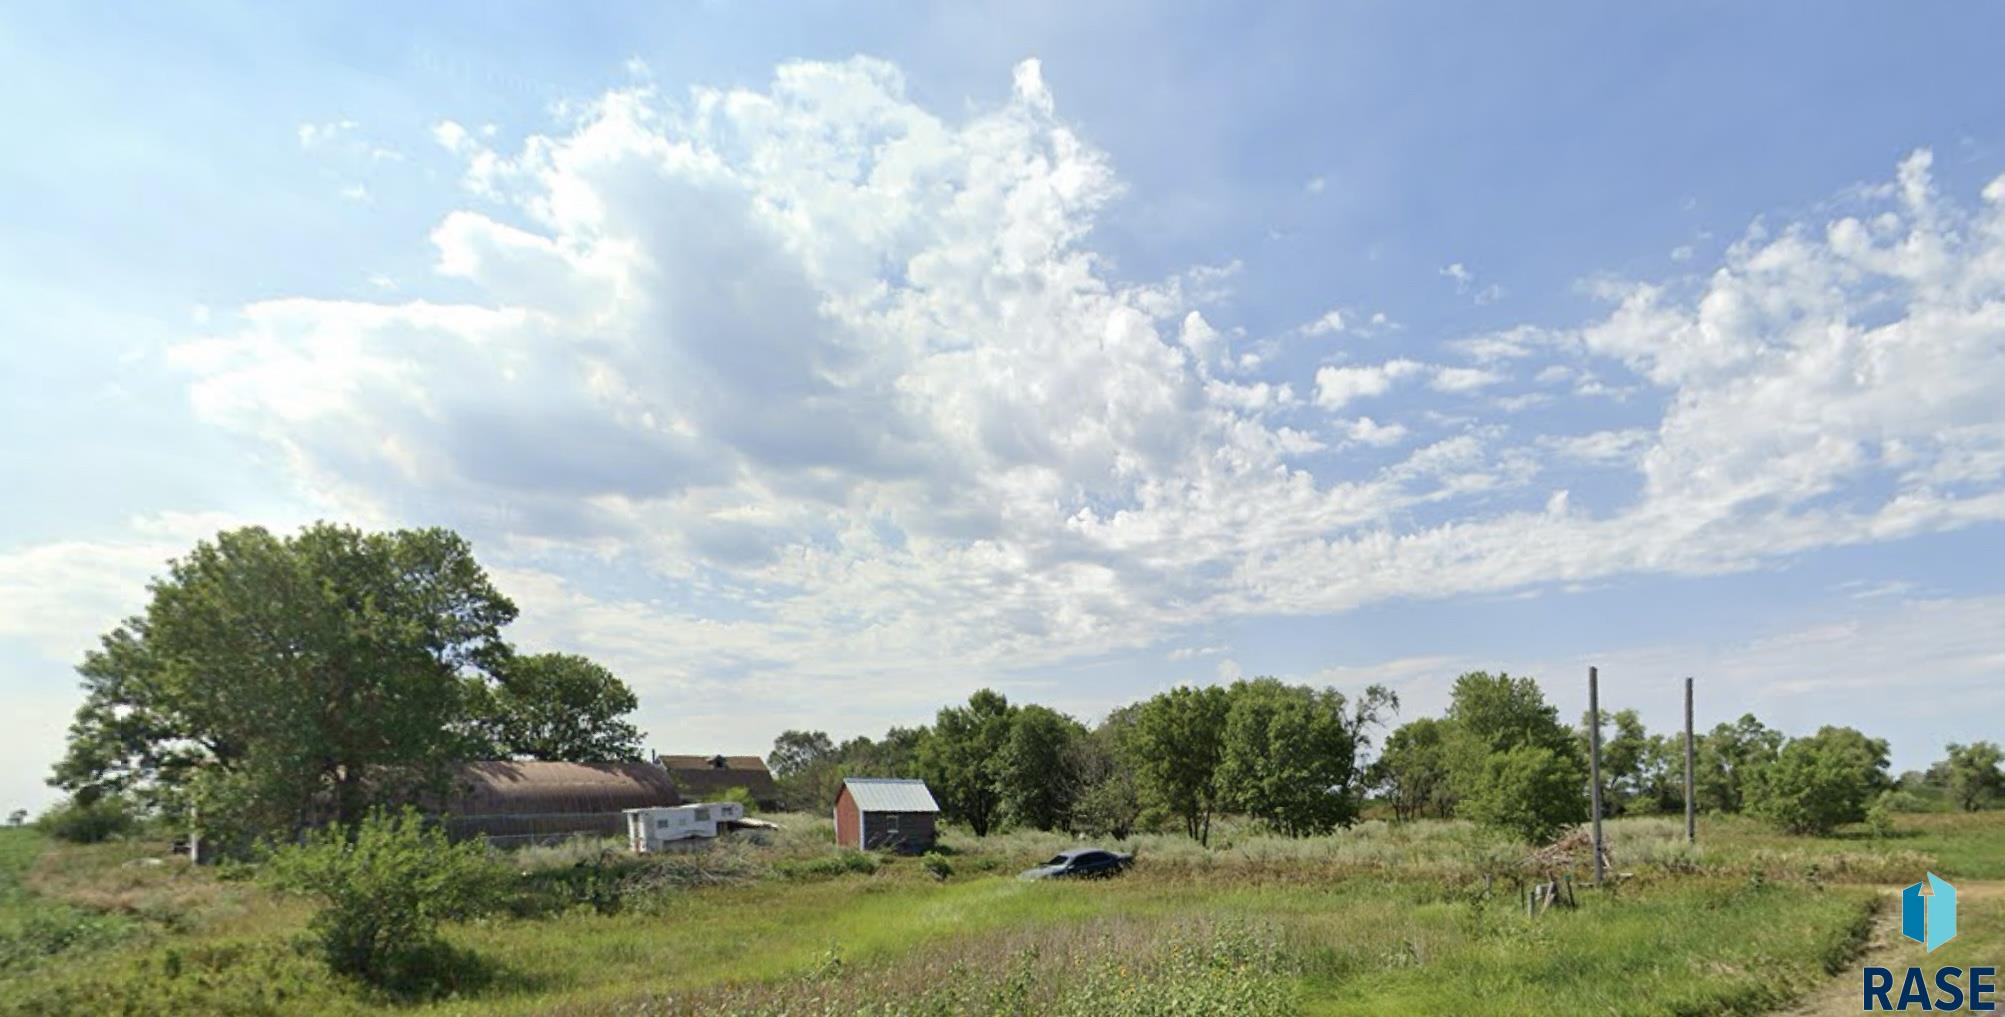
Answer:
[{"xmin": 842, "ymin": 777, "xmax": 939, "ymax": 813}]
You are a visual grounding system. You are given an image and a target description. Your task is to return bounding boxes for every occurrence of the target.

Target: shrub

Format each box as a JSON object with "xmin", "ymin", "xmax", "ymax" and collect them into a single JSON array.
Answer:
[
  {"xmin": 776, "ymin": 849, "xmax": 880, "ymax": 880},
  {"xmin": 1749, "ymin": 727, "xmax": 1890, "ymax": 835},
  {"xmin": 262, "ymin": 807, "xmax": 508, "ymax": 995},
  {"xmin": 1455, "ymin": 745, "xmax": 1586, "ymax": 844},
  {"xmin": 1876, "ymin": 788, "xmax": 1930, "ymax": 814},
  {"xmin": 920, "ymin": 851, "xmax": 953, "ymax": 880},
  {"xmin": 36, "ymin": 796, "xmax": 138, "ymax": 844}
]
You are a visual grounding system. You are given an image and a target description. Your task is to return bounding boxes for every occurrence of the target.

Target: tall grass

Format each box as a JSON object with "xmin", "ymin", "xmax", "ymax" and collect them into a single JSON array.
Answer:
[{"xmin": 3, "ymin": 810, "xmax": 1997, "ymax": 1016}]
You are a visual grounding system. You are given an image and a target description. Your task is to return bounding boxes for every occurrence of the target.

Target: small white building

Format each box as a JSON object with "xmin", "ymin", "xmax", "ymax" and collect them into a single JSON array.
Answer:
[{"xmin": 623, "ymin": 801, "xmax": 746, "ymax": 853}]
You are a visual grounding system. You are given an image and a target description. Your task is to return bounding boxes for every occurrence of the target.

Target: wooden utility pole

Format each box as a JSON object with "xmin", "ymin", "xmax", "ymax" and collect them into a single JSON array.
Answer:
[
  {"xmin": 1588, "ymin": 666, "xmax": 1606, "ymax": 886},
  {"xmin": 1683, "ymin": 677, "xmax": 1696, "ymax": 845}
]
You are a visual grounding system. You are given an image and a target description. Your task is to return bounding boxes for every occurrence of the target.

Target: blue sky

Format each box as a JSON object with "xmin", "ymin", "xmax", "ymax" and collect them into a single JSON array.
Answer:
[{"xmin": 5, "ymin": 2, "xmax": 2005, "ymax": 811}]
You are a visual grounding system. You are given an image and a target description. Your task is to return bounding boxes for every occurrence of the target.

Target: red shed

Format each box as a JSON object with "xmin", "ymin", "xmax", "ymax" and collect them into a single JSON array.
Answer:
[{"xmin": 834, "ymin": 777, "xmax": 940, "ymax": 853}]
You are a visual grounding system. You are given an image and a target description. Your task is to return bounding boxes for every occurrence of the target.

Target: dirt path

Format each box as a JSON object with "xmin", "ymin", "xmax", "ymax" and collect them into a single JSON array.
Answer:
[{"xmin": 1775, "ymin": 881, "xmax": 2005, "ymax": 1016}]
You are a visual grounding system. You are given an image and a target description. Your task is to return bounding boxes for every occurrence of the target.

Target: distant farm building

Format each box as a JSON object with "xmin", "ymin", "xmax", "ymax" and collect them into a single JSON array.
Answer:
[
  {"xmin": 440, "ymin": 760, "xmax": 682, "ymax": 847},
  {"xmin": 834, "ymin": 777, "xmax": 939, "ymax": 853},
  {"xmin": 656, "ymin": 753, "xmax": 784, "ymax": 810}
]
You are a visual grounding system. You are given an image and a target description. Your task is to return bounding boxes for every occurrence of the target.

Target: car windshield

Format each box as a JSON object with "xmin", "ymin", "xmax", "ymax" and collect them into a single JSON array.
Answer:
[{"xmin": 1045, "ymin": 855, "xmax": 1071, "ymax": 866}]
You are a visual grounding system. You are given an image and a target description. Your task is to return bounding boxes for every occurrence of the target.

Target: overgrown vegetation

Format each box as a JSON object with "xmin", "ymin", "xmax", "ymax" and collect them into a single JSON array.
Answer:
[
  {"xmin": 261, "ymin": 807, "xmax": 509, "ymax": 995},
  {"xmin": 12, "ymin": 809, "xmax": 2000, "ymax": 1017}
]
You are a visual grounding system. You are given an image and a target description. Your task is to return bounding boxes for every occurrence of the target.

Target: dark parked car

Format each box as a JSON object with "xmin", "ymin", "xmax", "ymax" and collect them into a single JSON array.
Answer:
[{"xmin": 1018, "ymin": 847, "xmax": 1134, "ymax": 880}]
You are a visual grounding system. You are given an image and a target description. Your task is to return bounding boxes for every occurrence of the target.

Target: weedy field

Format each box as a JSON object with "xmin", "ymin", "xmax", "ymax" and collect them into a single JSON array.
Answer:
[{"xmin": 2, "ymin": 811, "xmax": 2001, "ymax": 1016}]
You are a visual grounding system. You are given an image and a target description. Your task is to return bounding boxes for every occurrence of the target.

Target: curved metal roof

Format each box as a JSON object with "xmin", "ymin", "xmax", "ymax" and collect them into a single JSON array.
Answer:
[{"xmin": 447, "ymin": 760, "xmax": 682, "ymax": 816}]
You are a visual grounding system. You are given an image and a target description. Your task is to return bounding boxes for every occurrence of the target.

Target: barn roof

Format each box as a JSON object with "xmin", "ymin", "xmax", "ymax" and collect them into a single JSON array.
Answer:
[
  {"xmin": 447, "ymin": 760, "xmax": 682, "ymax": 816},
  {"xmin": 842, "ymin": 777, "xmax": 939, "ymax": 813},
  {"xmin": 657, "ymin": 753, "xmax": 783, "ymax": 803}
]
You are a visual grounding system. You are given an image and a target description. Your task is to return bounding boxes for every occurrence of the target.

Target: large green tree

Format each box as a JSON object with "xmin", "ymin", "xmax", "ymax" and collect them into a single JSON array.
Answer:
[
  {"xmin": 997, "ymin": 705, "xmax": 1088, "ymax": 831},
  {"xmin": 51, "ymin": 524, "xmax": 518, "ymax": 837},
  {"xmin": 1071, "ymin": 705, "xmax": 1142, "ymax": 840},
  {"xmin": 1442, "ymin": 672, "xmax": 1586, "ymax": 842},
  {"xmin": 475, "ymin": 653, "xmax": 644, "ymax": 762},
  {"xmin": 1371, "ymin": 717, "xmax": 1454, "ymax": 821},
  {"xmin": 917, "ymin": 690, "xmax": 1016, "ymax": 836},
  {"xmin": 1216, "ymin": 679, "xmax": 1394, "ymax": 837},
  {"xmin": 1747, "ymin": 726, "xmax": 1891, "ymax": 834},
  {"xmin": 1695, "ymin": 713, "xmax": 1783, "ymax": 814},
  {"xmin": 1940, "ymin": 741, "xmax": 2004, "ymax": 812},
  {"xmin": 1130, "ymin": 684, "xmax": 1232, "ymax": 844}
]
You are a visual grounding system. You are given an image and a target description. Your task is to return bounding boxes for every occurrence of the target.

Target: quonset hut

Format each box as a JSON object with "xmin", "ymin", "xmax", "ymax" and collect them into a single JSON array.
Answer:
[{"xmin": 439, "ymin": 761, "xmax": 683, "ymax": 847}]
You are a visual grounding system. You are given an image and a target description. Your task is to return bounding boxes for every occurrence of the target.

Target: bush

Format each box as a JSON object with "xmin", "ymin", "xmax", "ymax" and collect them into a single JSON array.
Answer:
[
  {"xmin": 36, "ymin": 796, "xmax": 138, "ymax": 844},
  {"xmin": 920, "ymin": 851, "xmax": 953, "ymax": 880},
  {"xmin": 1749, "ymin": 728, "xmax": 1890, "ymax": 835},
  {"xmin": 1876, "ymin": 789, "xmax": 1930, "ymax": 814},
  {"xmin": 1455, "ymin": 745, "xmax": 1586, "ymax": 844},
  {"xmin": 776, "ymin": 849, "xmax": 880, "ymax": 881},
  {"xmin": 262, "ymin": 807, "xmax": 508, "ymax": 995}
]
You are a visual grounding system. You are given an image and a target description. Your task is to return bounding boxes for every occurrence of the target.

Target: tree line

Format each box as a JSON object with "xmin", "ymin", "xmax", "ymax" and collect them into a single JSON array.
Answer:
[
  {"xmin": 779, "ymin": 672, "xmax": 2005, "ymax": 843},
  {"xmin": 769, "ymin": 679, "xmax": 1397, "ymax": 845},
  {"xmin": 39, "ymin": 522, "xmax": 2004, "ymax": 850}
]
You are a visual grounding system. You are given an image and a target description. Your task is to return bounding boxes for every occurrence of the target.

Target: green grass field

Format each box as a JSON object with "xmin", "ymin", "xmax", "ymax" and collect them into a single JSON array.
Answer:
[{"xmin": 2, "ymin": 810, "xmax": 1999, "ymax": 1016}]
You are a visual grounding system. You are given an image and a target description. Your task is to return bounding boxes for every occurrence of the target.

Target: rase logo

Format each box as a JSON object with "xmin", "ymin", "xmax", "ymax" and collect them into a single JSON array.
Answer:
[
  {"xmin": 1864, "ymin": 873, "xmax": 1996, "ymax": 1012},
  {"xmin": 1905, "ymin": 872, "xmax": 1960, "ymax": 954}
]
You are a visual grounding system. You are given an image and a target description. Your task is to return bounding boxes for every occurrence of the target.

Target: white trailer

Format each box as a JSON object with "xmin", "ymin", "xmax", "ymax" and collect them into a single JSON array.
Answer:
[{"xmin": 623, "ymin": 801, "xmax": 747, "ymax": 853}]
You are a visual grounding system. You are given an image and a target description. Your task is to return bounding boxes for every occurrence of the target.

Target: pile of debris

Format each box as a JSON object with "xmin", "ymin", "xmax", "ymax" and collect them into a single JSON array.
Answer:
[{"xmin": 1525, "ymin": 826, "xmax": 1611, "ymax": 875}]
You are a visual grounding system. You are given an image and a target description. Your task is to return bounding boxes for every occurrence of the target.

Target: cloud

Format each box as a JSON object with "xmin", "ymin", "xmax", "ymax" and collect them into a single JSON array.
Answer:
[
  {"xmin": 1302, "ymin": 308, "xmax": 1345, "ymax": 336},
  {"xmin": 1341, "ymin": 417, "xmax": 1409, "ymax": 447},
  {"xmin": 1442, "ymin": 262, "xmax": 1504, "ymax": 304},
  {"xmin": 1313, "ymin": 360, "xmax": 1424, "ymax": 409},
  {"xmin": 157, "ymin": 63, "xmax": 2005, "ymax": 716},
  {"xmin": 0, "ymin": 512, "xmax": 288, "ymax": 663},
  {"xmin": 1304, "ymin": 175, "xmax": 1327, "ymax": 195},
  {"xmin": 297, "ymin": 118, "xmax": 358, "ymax": 148},
  {"xmin": 1539, "ymin": 429, "xmax": 1652, "ymax": 466},
  {"xmin": 1429, "ymin": 366, "xmax": 1505, "ymax": 393}
]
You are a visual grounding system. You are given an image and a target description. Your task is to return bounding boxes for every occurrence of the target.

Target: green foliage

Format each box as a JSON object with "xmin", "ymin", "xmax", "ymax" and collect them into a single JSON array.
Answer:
[
  {"xmin": 769, "ymin": 727, "xmax": 931, "ymax": 813},
  {"xmin": 1695, "ymin": 713, "xmax": 1783, "ymax": 814},
  {"xmin": 717, "ymin": 786, "xmax": 760, "ymax": 814},
  {"xmin": 35, "ymin": 796, "xmax": 139, "ymax": 845},
  {"xmin": 775, "ymin": 849, "xmax": 880, "ymax": 880},
  {"xmin": 473, "ymin": 652, "xmax": 643, "ymax": 762},
  {"xmin": 1440, "ymin": 672, "xmax": 1587, "ymax": 843},
  {"xmin": 917, "ymin": 690, "xmax": 1016, "ymax": 836},
  {"xmin": 1216, "ymin": 679, "xmax": 1389, "ymax": 837},
  {"xmin": 1748, "ymin": 726, "xmax": 1892, "ymax": 834},
  {"xmin": 1941, "ymin": 741, "xmax": 2004, "ymax": 812},
  {"xmin": 53, "ymin": 524, "xmax": 518, "ymax": 839},
  {"xmin": 768, "ymin": 730, "xmax": 836, "ymax": 779},
  {"xmin": 0, "ymin": 830, "xmax": 133, "ymax": 975},
  {"xmin": 1371, "ymin": 717, "xmax": 1454, "ymax": 821},
  {"xmin": 1131, "ymin": 684, "xmax": 1232, "ymax": 844},
  {"xmin": 1059, "ymin": 705, "xmax": 1135, "ymax": 841},
  {"xmin": 1455, "ymin": 744, "xmax": 1588, "ymax": 844},
  {"xmin": 919, "ymin": 851, "xmax": 953, "ymax": 880},
  {"xmin": 1445, "ymin": 672, "xmax": 1577, "ymax": 759},
  {"xmin": 262, "ymin": 807, "xmax": 508, "ymax": 994},
  {"xmin": 996, "ymin": 705, "xmax": 1088, "ymax": 831}
]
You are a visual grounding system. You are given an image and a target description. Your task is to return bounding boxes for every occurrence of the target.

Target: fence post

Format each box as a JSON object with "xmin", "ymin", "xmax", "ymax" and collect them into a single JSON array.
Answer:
[
  {"xmin": 1588, "ymin": 666, "xmax": 1605, "ymax": 886},
  {"xmin": 1684, "ymin": 676, "xmax": 1696, "ymax": 845}
]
